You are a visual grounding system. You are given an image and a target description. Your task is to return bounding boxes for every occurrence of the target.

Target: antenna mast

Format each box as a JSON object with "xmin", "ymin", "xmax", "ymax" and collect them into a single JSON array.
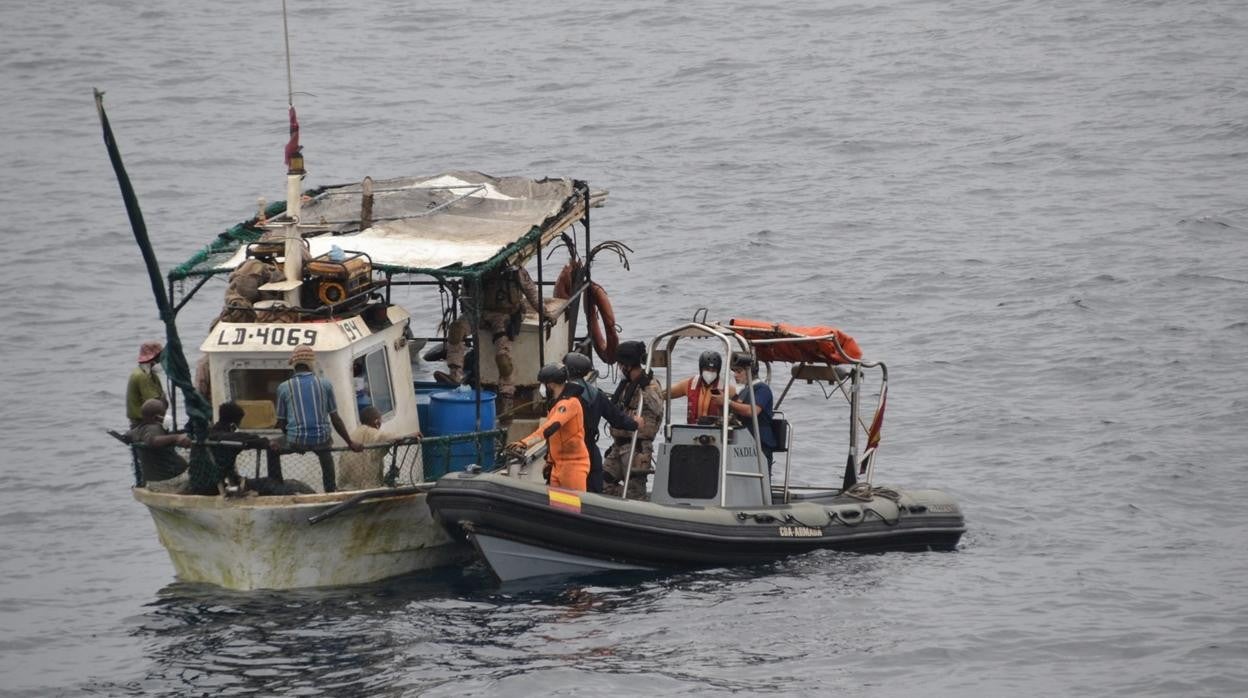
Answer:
[
  {"xmin": 278, "ymin": 0, "xmax": 305, "ymax": 309},
  {"xmin": 282, "ymin": 0, "xmax": 294, "ymax": 108}
]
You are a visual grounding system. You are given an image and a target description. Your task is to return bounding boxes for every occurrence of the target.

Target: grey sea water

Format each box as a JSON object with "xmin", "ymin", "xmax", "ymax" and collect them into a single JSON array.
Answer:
[{"xmin": 2, "ymin": 0, "xmax": 1247, "ymax": 695}]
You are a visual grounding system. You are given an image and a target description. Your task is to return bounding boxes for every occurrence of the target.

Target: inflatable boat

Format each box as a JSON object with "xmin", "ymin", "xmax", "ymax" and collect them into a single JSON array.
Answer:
[{"xmin": 428, "ymin": 318, "xmax": 965, "ymax": 583}]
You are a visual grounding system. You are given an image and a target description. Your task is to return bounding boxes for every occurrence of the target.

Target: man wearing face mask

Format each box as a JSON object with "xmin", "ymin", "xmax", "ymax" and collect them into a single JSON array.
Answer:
[
  {"xmin": 726, "ymin": 352, "xmax": 777, "ymax": 473},
  {"xmin": 126, "ymin": 341, "xmax": 166, "ymax": 427},
  {"xmin": 562, "ymin": 351, "xmax": 637, "ymax": 493},
  {"xmin": 664, "ymin": 350, "xmax": 736, "ymax": 424},
  {"xmin": 504, "ymin": 363, "xmax": 591, "ymax": 491}
]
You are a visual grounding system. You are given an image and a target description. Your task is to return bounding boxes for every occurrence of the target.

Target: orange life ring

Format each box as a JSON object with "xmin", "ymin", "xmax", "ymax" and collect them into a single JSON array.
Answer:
[
  {"xmin": 584, "ymin": 282, "xmax": 619, "ymax": 363},
  {"xmin": 553, "ymin": 260, "xmax": 581, "ymax": 300}
]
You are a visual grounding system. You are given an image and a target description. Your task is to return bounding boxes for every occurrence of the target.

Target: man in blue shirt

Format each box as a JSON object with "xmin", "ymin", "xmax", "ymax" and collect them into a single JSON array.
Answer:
[
  {"xmin": 269, "ymin": 345, "xmax": 362, "ymax": 492},
  {"xmin": 725, "ymin": 352, "xmax": 777, "ymax": 474}
]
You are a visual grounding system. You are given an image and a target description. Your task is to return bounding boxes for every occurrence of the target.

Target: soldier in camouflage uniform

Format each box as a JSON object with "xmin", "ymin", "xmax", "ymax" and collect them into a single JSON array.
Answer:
[
  {"xmin": 602, "ymin": 340, "xmax": 664, "ymax": 500},
  {"xmin": 445, "ymin": 265, "xmax": 541, "ymax": 414},
  {"xmin": 218, "ymin": 253, "xmax": 287, "ymax": 323}
]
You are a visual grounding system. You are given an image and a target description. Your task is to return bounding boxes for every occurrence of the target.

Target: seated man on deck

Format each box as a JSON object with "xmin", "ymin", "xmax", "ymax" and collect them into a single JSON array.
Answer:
[
  {"xmin": 268, "ymin": 346, "xmax": 363, "ymax": 493},
  {"xmin": 664, "ymin": 351, "xmax": 736, "ymax": 424},
  {"xmin": 126, "ymin": 398, "xmax": 191, "ymax": 493},
  {"xmin": 208, "ymin": 401, "xmax": 272, "ymax": 494},
  {"xmin": 337, "ymin": 406, "xmax": 421, "ymax": 490},
  {"xmin": 217, "ymin": 249, "xmax": 288, "ymax": 323}
]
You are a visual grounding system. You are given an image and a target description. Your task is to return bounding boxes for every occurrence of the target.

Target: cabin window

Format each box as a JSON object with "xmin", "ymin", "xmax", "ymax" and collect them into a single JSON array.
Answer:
[
  {"xmin": 353, "ymin": 348, "xmax": 394, "ymax": 419},
  {"xmin": 226, "ymin": 367, "xmax": 289, "ymax": 429},
  {"xmin": 228, "ymin": 368, "xmax": 289, "ymax": 401}
]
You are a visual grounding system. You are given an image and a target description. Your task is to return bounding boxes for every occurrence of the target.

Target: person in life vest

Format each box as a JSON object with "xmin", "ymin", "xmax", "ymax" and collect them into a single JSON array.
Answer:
[
  {"xmin": 602, "ymin": 340, "xmax": 664, "ymax": 500},
  {"xmin": 504, "ymin": 363, "xmax": 591, "ymax": 491},
  {"xmin": 665, "ymin": 350, "xmax": 737, "ymax": 424},
  {"xmin": 562, "ymin": 351, "xmax": 636, "ymax": 493},
  {"xmin": 444, "ymin": 264, "xmax": 541, "ymax": 417},
  {"xmin": 726, "ymin": 352, "xmax": 778, "ymax": 473},
  {"xmin": 126, "ymin": 341, "xmax": 165, "ymax": 427}
]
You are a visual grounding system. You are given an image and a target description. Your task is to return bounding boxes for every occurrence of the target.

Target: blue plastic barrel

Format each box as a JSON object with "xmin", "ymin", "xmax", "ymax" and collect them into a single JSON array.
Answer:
[
  {"xmin": 413, "ymin": 383, "xmax": 442, "ymax": 434},
  {"xmin": 425, "ymin": 389, "xmax": 496, "ymax": 477}
]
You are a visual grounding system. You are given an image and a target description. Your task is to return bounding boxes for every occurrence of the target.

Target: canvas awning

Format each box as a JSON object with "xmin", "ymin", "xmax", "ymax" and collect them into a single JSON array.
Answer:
[{"xmin": 169, "ymin": 171, "xmax": 588, "ymax": 280}]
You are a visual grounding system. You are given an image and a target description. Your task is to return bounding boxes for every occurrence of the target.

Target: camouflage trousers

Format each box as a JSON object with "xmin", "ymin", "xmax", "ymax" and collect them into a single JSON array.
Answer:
[
  {"xmin": 447, "ymin": 311, "xmax": 515, "ymax": 396},
  {"xmin": 602, "ymin": 439, "xmax": 653, "ymax": 500}
]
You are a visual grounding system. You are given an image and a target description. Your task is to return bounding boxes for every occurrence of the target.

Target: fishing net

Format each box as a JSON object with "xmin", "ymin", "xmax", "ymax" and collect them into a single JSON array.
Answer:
[{"xmin": 125, "ymin": 430, "xmax": 504, "ymax": 495}]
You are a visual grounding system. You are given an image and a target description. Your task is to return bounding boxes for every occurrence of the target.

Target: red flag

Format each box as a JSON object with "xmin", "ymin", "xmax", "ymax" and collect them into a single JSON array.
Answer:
[
  {"xmin": 865, "ymin": 381, "xmax": 887, "ymax": 451},
  {"xmin": 284, "ymin": 106, "xmax": 300, "ymax": 167}
]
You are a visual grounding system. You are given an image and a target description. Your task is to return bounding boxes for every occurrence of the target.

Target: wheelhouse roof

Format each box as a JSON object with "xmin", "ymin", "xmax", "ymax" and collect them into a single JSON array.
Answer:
[{"xmin": 168, "ymin": 171, "xmax": 591, "ymax": 282}]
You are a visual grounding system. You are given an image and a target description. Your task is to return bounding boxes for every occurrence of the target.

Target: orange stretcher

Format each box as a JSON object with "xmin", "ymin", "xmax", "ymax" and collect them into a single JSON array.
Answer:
[{"xmin": 725, "ymin": 317, "xmax": 863, "ymax": 365}]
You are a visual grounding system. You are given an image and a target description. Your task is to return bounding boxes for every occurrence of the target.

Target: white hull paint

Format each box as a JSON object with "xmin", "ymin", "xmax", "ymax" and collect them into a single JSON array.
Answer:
[
  {"xmin": 133, "ymin": 487, "xmax": 469, "ymax": 590},
  {"xmin": 469, "ymin": 531, "xmax": 653, "ymax": 583}
]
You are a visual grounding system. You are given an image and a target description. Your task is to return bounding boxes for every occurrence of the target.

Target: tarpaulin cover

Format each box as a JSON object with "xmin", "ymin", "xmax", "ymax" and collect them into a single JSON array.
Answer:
[
  {"xmin": 179, "ymin": 171, "xmax": 578, "ymax": 279},
  {"xmin": 727, "ymin": 318, "xmax": 863, "ymax": 365}
]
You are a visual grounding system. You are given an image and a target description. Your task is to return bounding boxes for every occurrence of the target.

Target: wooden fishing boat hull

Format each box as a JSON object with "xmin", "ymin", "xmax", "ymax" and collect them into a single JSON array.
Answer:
[
  {"xmin": 427, "ymin": 473, "xmax": 965, "ymax": 583},
  {"xmin": 133, "ymin": 487, "xmax": 471, "ymax": 590}
]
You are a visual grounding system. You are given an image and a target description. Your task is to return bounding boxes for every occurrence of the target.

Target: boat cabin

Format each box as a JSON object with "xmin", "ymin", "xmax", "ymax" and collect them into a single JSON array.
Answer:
[
  {"xmin": 163, "ymin": 170, "xmax": 609, "ymax": 489},
  {"xmin": 202, "ymin": 304, "xmax": 417, "ymax": 438}
]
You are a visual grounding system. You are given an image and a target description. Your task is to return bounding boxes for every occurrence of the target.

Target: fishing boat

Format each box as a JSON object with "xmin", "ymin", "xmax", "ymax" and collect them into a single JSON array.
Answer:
[
  {"xmin": 427, "ymin": 318, "xmax": 966, "ymax": 583},
  {"xmin": 98, "ymin": 92, "xmax": 624, "ymax": 590}
]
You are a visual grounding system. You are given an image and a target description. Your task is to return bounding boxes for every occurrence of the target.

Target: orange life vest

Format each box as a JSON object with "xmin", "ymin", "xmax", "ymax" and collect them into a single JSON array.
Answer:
[{"xmin": 685, "ymin": 376, "xmax": 717, "ymax": 424}]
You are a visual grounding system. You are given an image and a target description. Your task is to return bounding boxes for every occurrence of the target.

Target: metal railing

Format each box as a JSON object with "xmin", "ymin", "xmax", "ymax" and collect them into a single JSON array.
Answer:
[{"xmin": 121, "ymin": 429, "xmax": 506, "ymax": 495}]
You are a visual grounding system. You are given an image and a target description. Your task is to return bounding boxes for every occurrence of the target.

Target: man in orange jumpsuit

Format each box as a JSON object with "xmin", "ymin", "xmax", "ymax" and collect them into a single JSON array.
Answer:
[{"xmin": 505, "ymin": 363, "xmax": 590, "ymax": 491}]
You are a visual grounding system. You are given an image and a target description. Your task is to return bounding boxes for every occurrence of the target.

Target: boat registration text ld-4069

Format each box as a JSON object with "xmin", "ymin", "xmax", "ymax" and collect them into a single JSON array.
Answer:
[
  {"xmin": 778, "ymin": 526, "xmax": 823, "ymax": 538},
  {"xmin": 215, "ymin": 326, "xmax": 319, "ymax": 347},
  {"xmin": 211, "ymin": 318, "xmax": 371, "ymax": 350}
]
